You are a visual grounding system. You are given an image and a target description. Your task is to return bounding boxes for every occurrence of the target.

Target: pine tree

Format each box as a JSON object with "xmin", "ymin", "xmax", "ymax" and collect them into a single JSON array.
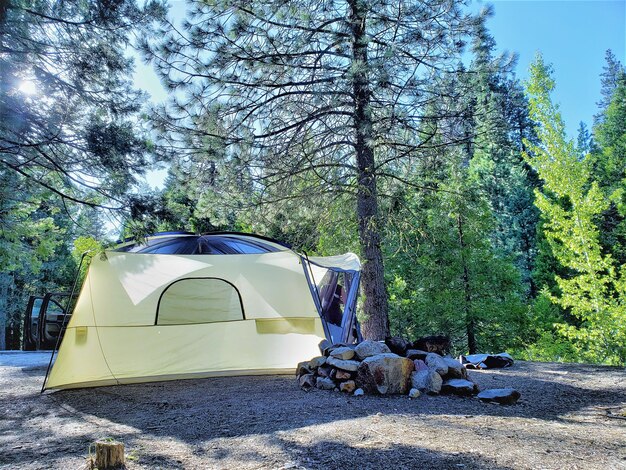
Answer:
[
  {"xmin": 144, "ymin": 0, "xmax": 478, "ymax": 339},
  {"xmin": 591, "ymin": 64, "xmax": 626, "ymax": 265},
  {"xmin": 0, "ymin": 0, "xmax": 166, "ymax": 208},
  {"xmin": 594, "ymin": 49, "xmax": 625, "ymax": 125},
  {"xmin": 386, "ymin": 150, "xmax": 526, "ymax": 354},
  {"xmin": 445, "ymin": 13, "xmax": 540, "ymax": 296}
]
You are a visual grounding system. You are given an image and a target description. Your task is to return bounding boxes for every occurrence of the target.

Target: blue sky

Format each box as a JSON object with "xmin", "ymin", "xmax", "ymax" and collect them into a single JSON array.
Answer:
[
  {"xmin": 136, "ymin": 0, "xmax": 626, "ymax": 187},
  {"xmin": 477, "ymin": 0, "xmax": 625, "ymax": 137}
]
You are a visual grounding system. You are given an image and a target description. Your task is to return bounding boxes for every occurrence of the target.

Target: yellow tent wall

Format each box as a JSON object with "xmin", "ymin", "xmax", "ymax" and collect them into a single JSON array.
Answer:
[{"xmin": 45, "ymin": 250, "xmax": 327, "ymax": 390}]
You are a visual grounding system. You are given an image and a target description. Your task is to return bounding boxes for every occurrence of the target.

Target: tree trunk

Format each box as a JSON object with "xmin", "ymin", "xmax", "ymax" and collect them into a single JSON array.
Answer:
[
  {"xmin": 349, "ymin": 0, "xmax": 389, "ymax": 341},
  {"xmin": 93, "ymin": 440, "xmax": 125, "ymax": 469},
  {"xmin": 0, "ymin": 274, "xmax": 9, "ymax": 350},
  {"xmin": 457, "ymin": 214, "xmax": 476, "ymax": 354}
]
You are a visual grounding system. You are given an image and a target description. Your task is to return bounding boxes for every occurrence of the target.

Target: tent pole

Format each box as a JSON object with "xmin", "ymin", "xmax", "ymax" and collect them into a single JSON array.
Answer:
[
  {"xmin": 300, "ymin": 252, "xmax": 332, "ymax": 342},
  {"xmin": 41, "ymin": 250, "xmax": 93, "ymax": 393}
]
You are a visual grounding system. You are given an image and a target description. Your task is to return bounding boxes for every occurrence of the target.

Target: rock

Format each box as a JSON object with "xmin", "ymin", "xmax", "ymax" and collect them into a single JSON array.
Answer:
[
  {"xmin": 412, "ymin": 335, "xmax": 451, "ymax": 356},
  {"xmin": 339, "ymin": 380, "xmax": 357, "ymax": 393},
  {"xmin": 299, "ymin": 373, "xmax": 316, "ymax": 391},
  {"xmin": 425, "ymin": 353, "xmax": 449, "ymax": 376},
  {"xmin": 408, "ymin": 388, "xmax": 421, "ymax": 398},
  {"xmin": 330, "ymin": 346, "xmax": 356, "ymax": 360},
  {"xmin": 406, "ymin": 349, "xmax": 429, "ymax": 360},
  {"xmin": 477, "ymin": 388, "xmax": 520, "ymax": 405},
  {"xmin": 413, "ymin": 359, "xmax": 429, "ymax": 371},
  {"xmin": 385, "ymin": 336, "xmax": 410, "ymax": 356},
  {"xmin": 335, "ymin": 370, "xmax": 353, "ymax": 380},
  {"xmin": 442, "ymin": 357, "xmax": 466, "ymax": 379},
  {"xmin": 357, "ymin": 353, "xmax": 415, "ymax": 395},
  {"xmin": 326, "ymin": 356, "xmax": 360, "ymax": 372},
  {"xmin": 321, "ymin": 342, "xmax": 349, "ymax": 356},
  {"xmin": 317, "ymin": 365, "xmax": 332, "ymax": 377},
  {"xmin": 462, "ymin": 353, "xmax": 514, "ymax": 369},
  {"xmin": 353, "ymin": 388, "xmax": 365, "ymax": 396},
  {"xmin": 354, "ymin": 340, "xmax": 392, "ymax": 360},
  {"xmin": 319, "ymin": 339, "xmax": 332, "ymax": 356},
  {"xmin": 324, "ymin": 343, "xmax": 343, "ymax": 356},
  {"xmin": 441, "ymin": 378, "xmax": 478, "ymax": 396},
  {"xmin": 296, "ymin": 361, "xmax": 312, "ymax": 377},
  {"xmin": 316, "ymin": 376, "xmax": 336, "ymax": 390},
  {"xmin": 308, "ymin": 356, "xmax": 326, "ymax": 369},
  {"xmin": 411, "ymin": 370, "xmax": 443, "ymax": 395}
]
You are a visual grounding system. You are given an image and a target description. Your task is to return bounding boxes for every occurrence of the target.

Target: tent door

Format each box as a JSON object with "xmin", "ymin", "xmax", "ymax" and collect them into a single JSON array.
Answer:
[{"xmin": 301, "ymin": 257, "xmax": 361, "ymax": 344}]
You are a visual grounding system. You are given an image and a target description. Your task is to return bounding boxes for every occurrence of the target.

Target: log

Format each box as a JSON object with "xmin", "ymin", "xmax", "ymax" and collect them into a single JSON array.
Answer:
[{"xmin": 94, "ymin": 440, "xmax": 125, "ymax": 469}]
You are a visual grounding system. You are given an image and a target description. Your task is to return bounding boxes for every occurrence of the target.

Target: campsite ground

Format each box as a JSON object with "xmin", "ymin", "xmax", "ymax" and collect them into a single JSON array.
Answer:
[{"xmin": 1, "ymin": 353, "xmax": 625, "ymax": 470}]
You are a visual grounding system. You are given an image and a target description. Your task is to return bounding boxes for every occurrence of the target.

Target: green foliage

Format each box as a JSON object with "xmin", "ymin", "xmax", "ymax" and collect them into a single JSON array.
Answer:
[
  {"xmin": 72, "ymin": 236, "xmax": 104, "ymax": 280},
  {"xmin": 0, "ymin": 170, "xmax": 85, "ymax": 348},
  {"xmin": 385, "ymin": 151, "xmax": 528, "ymax": 355},
  {"xmin": 524, "ymin": 54, "xmax": 626, "ymax": 365}
]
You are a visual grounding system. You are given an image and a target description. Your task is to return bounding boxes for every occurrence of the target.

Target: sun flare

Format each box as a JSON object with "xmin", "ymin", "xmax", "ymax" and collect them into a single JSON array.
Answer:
[{"xmin": 18, "ymin": 80, "xmax": 37, "ymax": 95}]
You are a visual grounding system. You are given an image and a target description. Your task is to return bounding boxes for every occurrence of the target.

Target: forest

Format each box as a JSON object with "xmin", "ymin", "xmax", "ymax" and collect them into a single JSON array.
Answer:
[{"xmin": 1, "ymin": 0, "xmax": 624, "ymax": 365}]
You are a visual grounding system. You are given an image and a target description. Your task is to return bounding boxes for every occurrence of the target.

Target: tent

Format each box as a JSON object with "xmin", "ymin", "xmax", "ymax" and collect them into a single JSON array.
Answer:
[{"xmin": 43, "ymin": 232, "xmax": 361, "ymax": 390}]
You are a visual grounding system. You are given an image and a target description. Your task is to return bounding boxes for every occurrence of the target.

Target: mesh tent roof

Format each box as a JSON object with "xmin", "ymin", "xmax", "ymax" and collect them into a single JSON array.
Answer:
[{"xmin": 115, "ymin": 232, "xmax": 289, "ymax": 255}]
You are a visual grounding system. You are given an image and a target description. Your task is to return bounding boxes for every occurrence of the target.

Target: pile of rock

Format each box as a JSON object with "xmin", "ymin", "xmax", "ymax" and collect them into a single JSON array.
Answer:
[{"xmin": 296, "ymin": 339, "xmax": 520, "ymax": 405}]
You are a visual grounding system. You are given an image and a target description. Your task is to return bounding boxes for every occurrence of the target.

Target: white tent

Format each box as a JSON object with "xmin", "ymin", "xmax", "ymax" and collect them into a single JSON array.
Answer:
[{"xmin": 43, "ymin": 233, "xmax": 360, "ymax": 390}]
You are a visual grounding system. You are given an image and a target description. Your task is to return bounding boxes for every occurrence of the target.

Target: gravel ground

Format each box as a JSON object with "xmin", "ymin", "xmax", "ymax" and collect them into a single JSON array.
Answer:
[{"xmin": 1, "ymin": 353, "xmax": 625, "ymax": 470}]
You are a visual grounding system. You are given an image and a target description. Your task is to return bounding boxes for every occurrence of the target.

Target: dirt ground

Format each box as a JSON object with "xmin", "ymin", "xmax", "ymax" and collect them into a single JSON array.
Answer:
[{"xmin": 1, "ymin": 353, "xmax": 625, "ymax": 470}]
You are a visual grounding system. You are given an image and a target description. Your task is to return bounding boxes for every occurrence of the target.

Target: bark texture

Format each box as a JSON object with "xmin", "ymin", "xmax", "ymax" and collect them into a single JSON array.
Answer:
[
  {"xmin": 349, "ymin": 0, "xmax": 389, "ymax": 340},
  {"xmin": 94, "ymin": 440, "xmax": 125, "ymax": 469},
  {"xmin": 457, "ymin": 214, "xmax": 476, "ymax": 354}
]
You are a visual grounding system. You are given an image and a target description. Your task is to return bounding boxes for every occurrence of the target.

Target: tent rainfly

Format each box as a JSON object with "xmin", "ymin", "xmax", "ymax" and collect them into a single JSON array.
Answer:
[{"xmin": 43, "ymin": 232, "xmax": 361, "ymax": 390}]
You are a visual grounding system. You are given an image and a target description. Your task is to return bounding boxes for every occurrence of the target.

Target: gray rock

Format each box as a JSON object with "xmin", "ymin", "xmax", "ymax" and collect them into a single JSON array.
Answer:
[
  {"xmin": 353, "ymin": 388, "xmax": 365, "ymax": 396},
  {"xmin": 296, "ymin": 361, "xmax": 312, "ymax": 377},
  {"xmin": 477, "ymin": 388, "xmax": 520, "ymax": 405},
  {"xmin": 316, "ymin": 376, "xmax": 336, "ymax": 390},
  {"xmin": 354, "ymin": 340, "xmax": 392, "ymax": 360},
  {"xmin": 406, "ymin": 349, "xmax": 429, "ymax": 360},
  {"xmin": 413, "ymin": 359, "xmax": 429, "ymax": 371},
  {"xmin": 324, "ymin": 343, "xmax": 356, "ymax": 356},
  {"xmin": 411, "ymin": 370, "xmax": 443, "ymax": 395},
  {"xmin": 425, "ymin": 353, "xmax": 449, "ymax": 376},
  {"xmin": 308, "ymin": 356, "xmax": 326, "ymax": 369},
  {"xmin": 317, "ymin": 365, "xmax": 332, "ymax": 377},
  {"xmin": 357, "ymin": 353, "xmax": 415, "ymax": 395},
  {"xmin": 339, "ymin": 380, "xmax": 357, "ymax": 393},
  {"xmin": 443, "ymin": 357, "xmax": 467, "ymax": 379},
  {"xmin": 408, "ymin": 388, "xmax": 421, "ymax": 398},
  {"xmin": 441, "ymin": 378, "xmax": 478, "ymax": 396},
  {"xmin": 326, "ymin": 356, "xmax": 360, "ymax": 372},
  {"xmin": 330, "ymin": 346, "xmax": 356, "ymax": 360},
  {"xmin": 299, "ymin": 373, "xmax": 316, "ymax": 391}
]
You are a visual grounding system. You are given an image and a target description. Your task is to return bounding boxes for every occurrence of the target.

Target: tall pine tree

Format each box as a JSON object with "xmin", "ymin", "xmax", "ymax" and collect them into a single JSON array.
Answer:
[{"xmin": 144, "ymin": 0, "xmax": 479, "ymax": 339}]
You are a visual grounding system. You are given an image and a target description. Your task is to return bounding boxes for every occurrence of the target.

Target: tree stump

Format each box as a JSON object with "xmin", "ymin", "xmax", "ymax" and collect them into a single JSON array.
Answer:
[{"xmin": 94, "ymin": 440, "xmax": 125, "ymax": 469}]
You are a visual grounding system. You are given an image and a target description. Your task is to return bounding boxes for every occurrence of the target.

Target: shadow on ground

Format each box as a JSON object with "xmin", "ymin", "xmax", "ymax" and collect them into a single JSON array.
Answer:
[{"xmin": 1, "ymin": 360, "xmax": 624, "ymax": 469}]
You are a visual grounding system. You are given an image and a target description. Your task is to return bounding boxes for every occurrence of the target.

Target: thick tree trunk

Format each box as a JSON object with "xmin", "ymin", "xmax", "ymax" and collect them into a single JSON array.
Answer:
[
  {"xmin": 457, "ymin": 215, "xmax": 476, "ymax": 354},
  {"xmin": 349, "ymin": 0, "xmax": 389, "ymax": 341}
]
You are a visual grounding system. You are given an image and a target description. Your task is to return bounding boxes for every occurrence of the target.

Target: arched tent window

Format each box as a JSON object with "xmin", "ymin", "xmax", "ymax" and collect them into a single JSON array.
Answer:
[{"xmin": 156, "ymin": 278, "xmax": 245, "ymax": 325}]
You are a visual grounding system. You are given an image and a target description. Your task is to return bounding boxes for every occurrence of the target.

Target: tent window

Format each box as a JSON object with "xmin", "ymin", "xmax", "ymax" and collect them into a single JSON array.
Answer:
[{"xmin": 156, "ymin": 278, "xmax": 244, "ymax": 325}]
